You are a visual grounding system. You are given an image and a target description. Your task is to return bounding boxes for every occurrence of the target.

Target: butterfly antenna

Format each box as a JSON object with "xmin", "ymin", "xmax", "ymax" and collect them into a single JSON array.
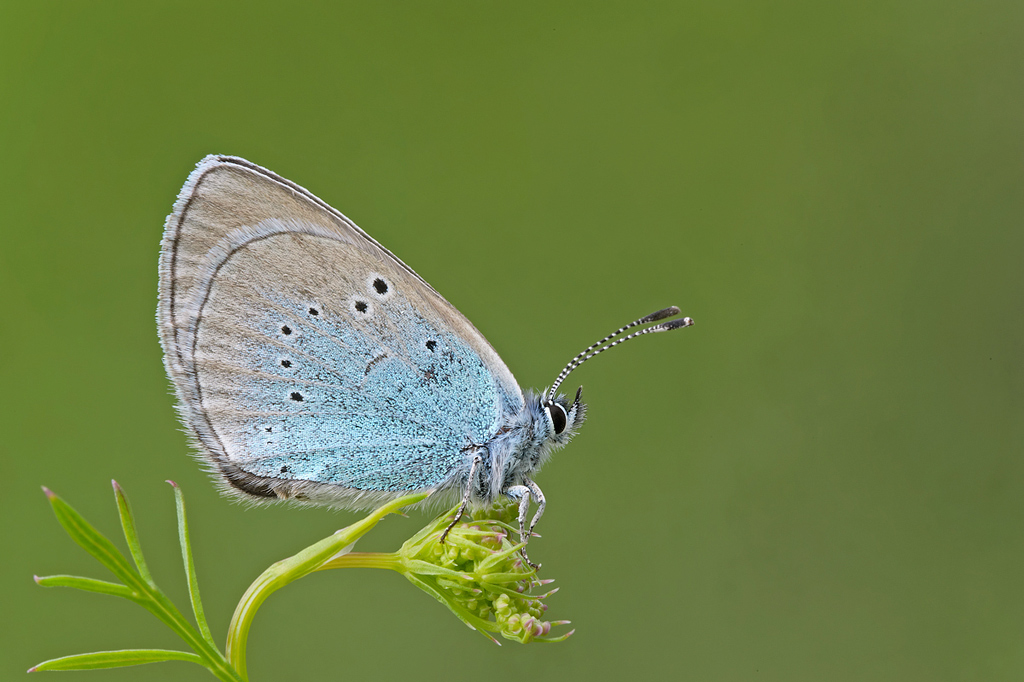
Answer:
[{"xmin": 546, "ymin": 307, "xmax": 694, "ymax": 402}]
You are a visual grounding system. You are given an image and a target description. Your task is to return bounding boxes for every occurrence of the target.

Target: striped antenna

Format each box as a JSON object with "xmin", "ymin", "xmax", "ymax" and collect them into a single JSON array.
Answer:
[{"xmin": 546, "ymin": 307, "xmax": 694, "ymax": 403}]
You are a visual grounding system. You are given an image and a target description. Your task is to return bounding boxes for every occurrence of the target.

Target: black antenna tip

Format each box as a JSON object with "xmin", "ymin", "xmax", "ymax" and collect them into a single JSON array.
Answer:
[
  {"xmin": 642, "ymin": 306, "xmax": 681, "ymax": 323},
  {"xmin": 658, "ymin": 316, "xmax": 695, "ymax": 331}
]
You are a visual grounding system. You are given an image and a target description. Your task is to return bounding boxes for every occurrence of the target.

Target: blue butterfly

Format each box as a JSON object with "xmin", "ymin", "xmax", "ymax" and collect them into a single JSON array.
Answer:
[{"xmin": 158, "ymin": 156, "xmax": 692, "ymax": 564}]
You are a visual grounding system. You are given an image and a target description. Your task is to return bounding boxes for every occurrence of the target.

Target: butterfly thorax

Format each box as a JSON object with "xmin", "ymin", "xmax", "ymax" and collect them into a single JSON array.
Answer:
[{"xmin": 467, "ymin": 389, "xmax": 586, "ymax": 506}]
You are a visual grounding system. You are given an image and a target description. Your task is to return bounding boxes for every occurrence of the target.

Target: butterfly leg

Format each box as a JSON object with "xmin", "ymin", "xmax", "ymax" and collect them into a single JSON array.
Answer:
[
  {"xmin": 506, "ymin": 484, "xmax": 541, "ymax": 570},
  {"xmin": 525, "ymin": 478, "xmax": 546, "ymax": 538},
  {"xmin": 440, "ymin": 453, "xmax": 483, "ymax": 544}
]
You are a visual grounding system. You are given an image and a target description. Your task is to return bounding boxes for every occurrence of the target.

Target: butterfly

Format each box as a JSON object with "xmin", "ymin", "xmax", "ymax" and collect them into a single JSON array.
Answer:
[{"xmin": 158, "ymin": 155, "xmax": 693, "ymax": 565}]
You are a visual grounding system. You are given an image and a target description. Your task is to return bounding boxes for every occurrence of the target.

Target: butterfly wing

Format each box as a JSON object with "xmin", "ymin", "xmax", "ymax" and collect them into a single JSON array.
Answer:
[{"xmin": 158, "ymin": 156, "xmax": 524, "ymax": 507}]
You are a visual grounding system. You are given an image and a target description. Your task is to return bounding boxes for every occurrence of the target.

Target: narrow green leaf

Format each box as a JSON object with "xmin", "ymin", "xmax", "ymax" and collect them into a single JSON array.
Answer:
[
  {"xmin": 42, "ymin": 487, "xmax": 141, "ymax": 588},
  {"xmin": 169, "ymin": 481, "xmax": 216, "ymax": 649},
  {"xmin": 34, "ymin": 574, "xmax": 136, "ymax": 599},
  {"xmin": 40, "ymin": 487, "xmax": 244, "ymax": 682},
  {"xmin": 29, "ymin": 649, "xmax": 203, "ymax": 672},
  {"xmin": 112, "ymin": 480, "xmax": 155, "ymax": 586}
]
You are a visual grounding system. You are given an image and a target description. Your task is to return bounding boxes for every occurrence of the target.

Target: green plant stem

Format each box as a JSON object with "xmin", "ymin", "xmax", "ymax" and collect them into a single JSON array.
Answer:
[
  {"xmin": 316, "ymin": 551, "xmax": 402, "ymax": 571},
  {"xmin": 225, "ymin": 492, "xmax": 427, "ymax": 680}
]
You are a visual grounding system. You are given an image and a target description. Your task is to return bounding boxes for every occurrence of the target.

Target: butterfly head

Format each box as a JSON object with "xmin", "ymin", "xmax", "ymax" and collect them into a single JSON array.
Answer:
[{"xmin": 542, "ymin": 385, "xmax": 587, "ymax": 445}]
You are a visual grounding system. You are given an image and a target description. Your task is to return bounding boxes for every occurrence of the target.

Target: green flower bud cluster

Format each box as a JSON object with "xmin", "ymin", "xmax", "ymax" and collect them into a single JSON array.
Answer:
[{"xmin": 394, "ymin": 503, "xmax": 573, "ymax": 644}]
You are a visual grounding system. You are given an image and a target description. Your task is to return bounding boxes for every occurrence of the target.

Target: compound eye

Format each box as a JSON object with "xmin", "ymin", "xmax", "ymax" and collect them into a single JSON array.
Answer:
[{"xmin": 547, "ymin": 402, "xmax": 568, "ymax": 435}]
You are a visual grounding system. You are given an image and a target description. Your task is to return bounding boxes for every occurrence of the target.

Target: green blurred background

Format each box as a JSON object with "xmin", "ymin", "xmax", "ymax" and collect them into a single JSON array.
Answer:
[{"xmin": 2, "ymin": 2, "xmax": 1021, "ymax": 680}]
